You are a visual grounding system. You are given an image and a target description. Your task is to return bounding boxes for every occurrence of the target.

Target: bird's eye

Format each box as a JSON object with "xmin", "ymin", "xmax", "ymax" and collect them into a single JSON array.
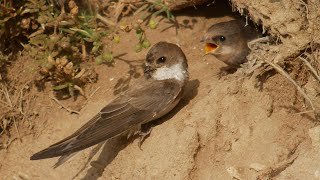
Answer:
[
  {"xmin": 156, "ymin": 56, "xmax": 166, "ymax": 64},
  {"xmin": 219, "ymin": 36, "xmax": 226, "ymax": 42}
]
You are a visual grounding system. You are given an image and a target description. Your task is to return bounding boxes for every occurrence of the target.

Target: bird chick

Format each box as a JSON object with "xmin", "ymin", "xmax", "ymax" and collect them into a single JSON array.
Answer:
[{"xmin": 202, "ymin": 19, "xmax": 258, "ymax": 69}]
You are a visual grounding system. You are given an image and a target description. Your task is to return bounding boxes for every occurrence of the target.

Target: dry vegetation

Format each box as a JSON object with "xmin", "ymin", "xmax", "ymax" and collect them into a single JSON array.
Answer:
[
  {"xmin": 0, "ymin": 0, "xmax": 319, "ymax": 146},
  {"xmin": 0, "ymin": 0, "xmax": 320, "ymax": 179},
  {"xmin": 0, "ymin": 0, "xmax": 178, "ymax": 143},
  {"xmin": 230, "ymin": 0, "xmax": 320, "ymax": 119}
]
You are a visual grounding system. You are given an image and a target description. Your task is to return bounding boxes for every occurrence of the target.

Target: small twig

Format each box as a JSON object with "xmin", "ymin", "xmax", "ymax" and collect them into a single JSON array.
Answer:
[
  {"xmin": 298, "ymin": 56, "xmax": 320, "ymax": 83},
  {"xmin": 74, "ymin": 68, "xmax": 86, "ymax": 79},
  {"xmin": 248, "ymin": 36, "xmax": 270, "ymax": 50},
  {"xmin": 81, "ymin": 44, "xmax": 87, "ymax": 61},
  {"xmin": 54, "ymin": 5, "xmax": 66, "ymax": 34},
  {"xmin": 28, "ymin": 29, "xmax": 45, "ymax": 39},
  {"xmin": 96, "ymin": 14, "xmax": 115, "ymax": 27},
  {"xmin": 1, "ymin": 83, "xmax": 12, "ymax": 107},
  {"xmin": 133, "ymin": 3, "xmax": 149, "ymax": 15},
  {"xmin": 298, "ymin": 0, "xmax": 310, "ymax": 24},
  {"xmin": 0, "ymin": 99, "xmax": 10, "ymax": 107},
  {"xmin": 13, "ymin": 117, "xmax": 22, "ymax": 142},
  {"xmin": 18, "ymin": 81, "xmax": 32, "ymax": 115},
  {"xmin": 74, "ymin": 85, "xmax": 87, "ymax": 99},
  {"xmin": 114, "ymin": 1, "xmax": 125, "ymax": 22},
  {"xmin": 295, "ymin": 110, "xmax": 315, "ymax": 115},
  {"xmin": 2, "ymin": 137, "xmax": 17, "ymax": 149},
  {"xmin": 50, "ymin": 96, "xmax": 80, "ymax": 114},
  {"xmin": 89, "ymin": 87, "xmax": 100, "ymax": 97},
  {"xmin": 0, "ymin": 119, "xmax": 7, "ymax": 136},
  {"xmin": 258, "ymin": 56, "xmax": 315, "ymax": 112}
]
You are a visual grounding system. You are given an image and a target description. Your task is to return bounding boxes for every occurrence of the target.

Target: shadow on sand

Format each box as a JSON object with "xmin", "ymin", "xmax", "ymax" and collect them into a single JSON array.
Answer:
[{"xmin": 71, "ymin": 79, "xmax": 199, "ymax": 180}]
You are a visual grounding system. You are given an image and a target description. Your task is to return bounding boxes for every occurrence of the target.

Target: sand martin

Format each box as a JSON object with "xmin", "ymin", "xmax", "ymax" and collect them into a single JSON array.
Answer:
[
  {"xmin": 30, "ymin": 42, "xmax": 189, "ymax": 166},
  {"xmin": 201, "ymin": 19, "xmax": 258, "ymax": 68}
]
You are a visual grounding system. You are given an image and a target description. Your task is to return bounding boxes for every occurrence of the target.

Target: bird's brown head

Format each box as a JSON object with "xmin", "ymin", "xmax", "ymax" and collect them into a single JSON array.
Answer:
[
  {"xmin": 144, "ymin": 42, "xmax": 188, "ymax": 82},
  {"xmin": 202, "ymin": 20, "xmax": 251, "ymax": 67}
]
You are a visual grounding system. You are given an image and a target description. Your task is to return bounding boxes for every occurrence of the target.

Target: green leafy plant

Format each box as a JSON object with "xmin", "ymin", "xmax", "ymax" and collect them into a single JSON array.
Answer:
[
  {"xmin": 0, "ymin": 0, "xmax": 116, "ymax": 97},
  {"xmin": 0, "ymin": 0, "xmax": 176, "ymax": 97},
  {"xmin": 134, "ymin": 24, "xmax": 151, "ymax": 52},
  {"xmin": 134, "ymin": 0, "xmax": 175, "ymax": 29}
]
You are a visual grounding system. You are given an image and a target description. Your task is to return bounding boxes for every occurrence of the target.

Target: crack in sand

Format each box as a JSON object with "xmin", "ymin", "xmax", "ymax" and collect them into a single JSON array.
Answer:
[{"xmin": 187, "ymin": 131, "xmax": 201, "ymax": 179}]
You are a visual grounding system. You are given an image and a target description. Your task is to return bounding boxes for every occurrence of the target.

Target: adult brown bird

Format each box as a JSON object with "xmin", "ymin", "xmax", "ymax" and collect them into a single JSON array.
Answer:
[
  {"xmin": 30, "ymin": 42, "xmax": 189, "ymax": 167},
  {"xmin": 201, "ymin": 19, "xmax": 258, "ymax": 69}
]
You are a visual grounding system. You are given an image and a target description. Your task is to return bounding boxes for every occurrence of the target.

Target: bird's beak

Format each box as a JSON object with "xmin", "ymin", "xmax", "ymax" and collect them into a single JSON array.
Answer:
[
  {"xmin": 144, "ymin": 65, "xmax": 155, "ymax": 74},
  {"xmin": 204, "ymin": 43, "xmax": 218, "ymax": 54},
  {"xmin": 201, "ymin": 36, "xmax": 218, "ymax": 54}
]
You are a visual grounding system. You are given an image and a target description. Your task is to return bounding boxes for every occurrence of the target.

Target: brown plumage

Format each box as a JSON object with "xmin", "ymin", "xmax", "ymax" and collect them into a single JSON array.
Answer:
[
  {"xmin": 30, "ymin": 42, "xmax": 189, "ymax": 166},
  {"xmin": 202, "ymin": 19, "xmax": 258, "ymax": 68}
]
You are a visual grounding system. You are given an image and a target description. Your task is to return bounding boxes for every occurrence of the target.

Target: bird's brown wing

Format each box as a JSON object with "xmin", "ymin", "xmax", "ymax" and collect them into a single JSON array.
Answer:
[{"xmin": 30, "ymin": 79, "xmax": 182, "ymax": 160}]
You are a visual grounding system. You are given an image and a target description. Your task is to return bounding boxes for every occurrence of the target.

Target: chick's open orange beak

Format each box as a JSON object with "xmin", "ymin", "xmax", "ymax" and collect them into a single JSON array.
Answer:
[{"xmin": 204, "ymin": 43, "xmax": 218, "ymax": 54}]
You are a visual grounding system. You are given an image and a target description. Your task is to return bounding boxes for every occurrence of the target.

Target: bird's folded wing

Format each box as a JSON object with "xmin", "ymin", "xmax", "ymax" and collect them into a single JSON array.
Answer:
[{"xmin": 30, "ymin": 80, "xmax": 182, "ymax": 160}]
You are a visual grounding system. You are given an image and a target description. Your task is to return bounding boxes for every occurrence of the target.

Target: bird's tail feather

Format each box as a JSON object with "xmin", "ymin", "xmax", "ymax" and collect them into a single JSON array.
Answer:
[{"xmin": 53, "ymin": 152, "xmax": 77, "ymax": 168}]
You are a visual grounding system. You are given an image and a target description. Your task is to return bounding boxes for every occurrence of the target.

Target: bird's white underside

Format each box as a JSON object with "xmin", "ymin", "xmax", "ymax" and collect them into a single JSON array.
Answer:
[{"xmin": 152, "ymin": 63, "xmax": 187, "ymax": 82}]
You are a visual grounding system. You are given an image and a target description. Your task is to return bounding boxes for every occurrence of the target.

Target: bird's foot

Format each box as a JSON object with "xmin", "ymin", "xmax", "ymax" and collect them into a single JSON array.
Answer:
[{"xmin": 138, "ymin": 127, "xmax": 153, "ymax": 149}]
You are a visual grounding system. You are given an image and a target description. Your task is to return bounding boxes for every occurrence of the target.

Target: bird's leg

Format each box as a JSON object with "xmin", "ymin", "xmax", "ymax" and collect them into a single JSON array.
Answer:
[{"xmin": 138, "ymin": 124, "xmax": 153, "ymax": 149}]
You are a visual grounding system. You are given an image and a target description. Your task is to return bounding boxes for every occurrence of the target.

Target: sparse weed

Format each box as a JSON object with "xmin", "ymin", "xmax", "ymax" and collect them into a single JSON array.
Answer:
[
  {"xmin": 0, "ymin": 0, "xmax": 176, "ymax": 97},
  {"xmin": 0, "ymin": 0, "xmax": 103, "ymax": 97},
  {"xmin": 135, "ymin": 0, "xmax": 175, "ymax": 28}
]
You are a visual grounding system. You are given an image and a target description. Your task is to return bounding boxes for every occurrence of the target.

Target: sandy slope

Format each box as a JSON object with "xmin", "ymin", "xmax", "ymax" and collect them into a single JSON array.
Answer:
[{"xmin": 1, "ymin": 3, "xmax": 320, "ymax": 180}]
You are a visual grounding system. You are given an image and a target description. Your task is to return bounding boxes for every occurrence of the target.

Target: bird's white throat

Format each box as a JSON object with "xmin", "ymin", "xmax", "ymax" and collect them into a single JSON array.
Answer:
[{"xmin": 152, "ymin": 63, "xmax": 187, "ymax": 81}]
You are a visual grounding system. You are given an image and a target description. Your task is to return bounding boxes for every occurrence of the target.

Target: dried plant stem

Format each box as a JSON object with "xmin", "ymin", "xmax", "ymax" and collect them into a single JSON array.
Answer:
[
  {"xmin": 0, "ymin": 99, "xmax": 10, "ymax": 107},
  {"xmin": 263, "ymin": 59, "xmax": 315, "ymax": 112},
  {"xmin": 295, "ymin": 110, "xmax": 314, "ymax": 115},
  {"xmin": 248, "ymin": 36, "xmax": 270, "ymax": 50},
  {"xmin": 96, "ymin": 14, "xmax": 115, "ymax": 27},
  {"xmin": 74, "ymin": 85, "xmax": 86, "ymax": 99},
  {"xmin": 1, "ymin": 83, "xmax": 12, "ymax": 107},
  {"xmin": 81, "ymin": 44, "xmax": 87, "ymax": 61},
  {"xmin": 50, "ymin": 96, "xmax": 80, "ymax": 114},
  {"xmin": 298, "ymin": 56, "xmax": 320, "ymax": 82},
  {"xmin": 89, "ymin": 87, "xmax": 100, "ymax": 97},
  {"xmin": 13, "ymin": 117, "xmax": 21, "ymax": 142}
]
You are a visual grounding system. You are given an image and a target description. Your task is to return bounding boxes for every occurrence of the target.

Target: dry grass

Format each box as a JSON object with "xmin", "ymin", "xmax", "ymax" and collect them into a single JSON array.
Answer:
[{"xmin": 0, "ymin": 81, "xmax": 31, "ymax": 148}]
